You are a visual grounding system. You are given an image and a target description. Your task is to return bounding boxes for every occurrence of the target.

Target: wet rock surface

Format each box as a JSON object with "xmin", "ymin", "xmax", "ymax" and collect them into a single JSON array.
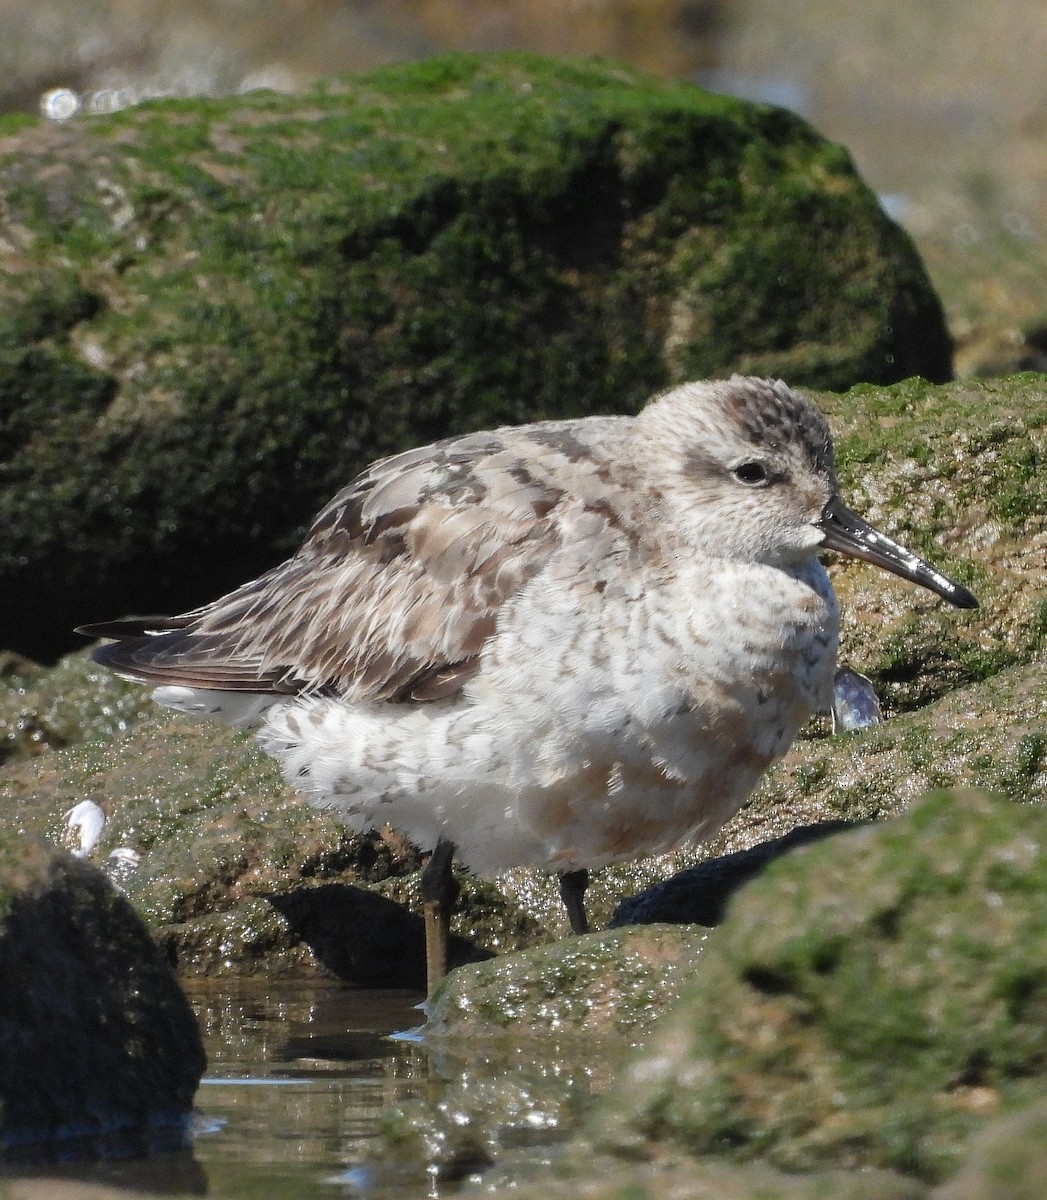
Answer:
[
  {"xmin": 0, "ymin": 834, "xmax": 205, "ymax": 1162},
  {"xmin": 425, "ymin": 924, "xmax": 709, "ymax": 1040},
  {"xmin": 0, "ymin": 52, "xmax": 948, "ymax": 660}
]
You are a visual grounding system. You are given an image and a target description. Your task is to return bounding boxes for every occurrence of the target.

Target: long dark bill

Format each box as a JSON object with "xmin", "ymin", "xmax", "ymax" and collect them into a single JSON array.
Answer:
[{"xmin": 818, "ymin": 496, "xmax": 978, "ymax": 610}]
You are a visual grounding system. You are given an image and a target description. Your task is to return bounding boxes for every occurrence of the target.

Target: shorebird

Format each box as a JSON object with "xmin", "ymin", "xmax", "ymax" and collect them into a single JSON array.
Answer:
[{"xmin": 80, "ymin": 376, "xmax": 977, "ymax": 994}]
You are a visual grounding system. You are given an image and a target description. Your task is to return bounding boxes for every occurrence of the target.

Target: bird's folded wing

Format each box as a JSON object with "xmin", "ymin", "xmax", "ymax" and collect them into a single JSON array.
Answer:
[{"xmin": 80, "ymin": 419, "xmax": 631, "ymax": 702}]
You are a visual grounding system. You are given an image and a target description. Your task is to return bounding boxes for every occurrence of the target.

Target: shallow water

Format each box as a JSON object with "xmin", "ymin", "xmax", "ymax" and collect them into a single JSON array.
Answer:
[
  {"xmin": 0, "ymin": 977, "xmax": 607, "ymax": 1197},
  {"xmin": 1, "ymin": 980, "xmax": 454, "ymax": 1199},
  {"xmin": 188, "ymin": 980, "xmax": 432, "ymax": 1198}
]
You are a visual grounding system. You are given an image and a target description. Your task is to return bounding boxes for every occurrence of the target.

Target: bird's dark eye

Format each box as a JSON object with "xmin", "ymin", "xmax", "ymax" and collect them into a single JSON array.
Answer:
[{"xmin": 733, "ymin": 461, "xmax": 769, "ymax": 486}]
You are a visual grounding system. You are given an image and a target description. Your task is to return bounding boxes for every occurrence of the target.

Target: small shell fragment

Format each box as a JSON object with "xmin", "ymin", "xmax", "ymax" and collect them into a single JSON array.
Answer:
[
  {"xmin": 831, "ymin": 666, "xmax": 882, "ymax": 733},
  {"xmin": 61, "ymin": 799, "xmax": 106, "ymax": 858}
]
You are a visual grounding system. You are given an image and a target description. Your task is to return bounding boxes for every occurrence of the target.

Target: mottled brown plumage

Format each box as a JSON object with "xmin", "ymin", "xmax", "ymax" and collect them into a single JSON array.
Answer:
[{"xmin": 87, "ymin": 418, "xmax": 638, "ymax": 701}]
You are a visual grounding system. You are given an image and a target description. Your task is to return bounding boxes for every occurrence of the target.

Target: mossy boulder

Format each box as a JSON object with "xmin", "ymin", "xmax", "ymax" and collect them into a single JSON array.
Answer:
[
  {"xmin": 587, "ymin": 790, "xmax": 1047, "ymax": 1184},
  {"xmin": 0, "ymin": 52, "xmax": 949, "ymax": 660},
  {"xmin": 425, "ymin": 924, "xmax": 709, "ymax": 1040},
  {"xmin": 0, "ymin": 833, "xmax": 205, "ymax": 1162}
]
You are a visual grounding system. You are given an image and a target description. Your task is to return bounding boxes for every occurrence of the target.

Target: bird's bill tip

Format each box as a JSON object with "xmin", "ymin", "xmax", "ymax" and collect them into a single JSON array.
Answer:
[{"xmin": 818, "ymin": 498, "xmax": 979, "ymax": 610}]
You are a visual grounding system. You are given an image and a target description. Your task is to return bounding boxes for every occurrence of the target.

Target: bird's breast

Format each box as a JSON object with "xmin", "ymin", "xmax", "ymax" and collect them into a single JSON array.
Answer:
[{"xmin": 480, "ymin": 554, "xmax": 838, "ymax": 785}]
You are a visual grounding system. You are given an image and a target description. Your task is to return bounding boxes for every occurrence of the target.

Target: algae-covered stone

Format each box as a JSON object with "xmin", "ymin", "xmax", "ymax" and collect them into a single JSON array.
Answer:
[
  {"xmin": 712, "ymin": 657, "xmax": 1047, "ymax": 859},
  {"xmin": 0, "ymin": 833, "xmax": 205, "ymax": 1161},
  {"xmin": 0, "ymin": 52, "xmax": 948, "ymax": 660},
  {"xmin": 588, "ymin": 791, "xmax": 1047, "ymax": 1183},
  {"xmin": 814, "ymin": 375, "xmax": 1047, "ymax": 713},
  {"xmin": 936, "ymin": 1095, "xmax": 1047, "ymax": 1200},
  {"xmin": 426, "ymin": 924, "xmax": 709, "ymax": 1039},
  {"xmin": 0, "ymin": 650, "xmax": 150, "ymax": 766}
]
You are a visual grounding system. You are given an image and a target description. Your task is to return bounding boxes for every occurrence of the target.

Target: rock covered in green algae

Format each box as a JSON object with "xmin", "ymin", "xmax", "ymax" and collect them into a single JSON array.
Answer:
[
  {"xmin": 0, "ymin": 651, "xmax": 151, "ymax": 767},
  {"xmin": 0, "ymin": 52, "xmax": 949, "ymax": 660},
  {"xmin": 739, "ymin": 659, "xmax": 1047, "ymax": 841},
  {"xmin": 0, "ymin": 833, "xmax": 205, "ymax": 1161},
  {"xmin": 586, "ymin": 790, "xmax": 1047, "ymax": 1183},
  {"xmin": 425, "ymin": 924, "xmax": 709, "ymax": 1039},
  {"xmin": 814, "ymin": 375, "xmax": 1047, "ymax": 714},
  {"xmin": 936, "ymin": 1095, "xmax": 1047, "ymax": 1200}
]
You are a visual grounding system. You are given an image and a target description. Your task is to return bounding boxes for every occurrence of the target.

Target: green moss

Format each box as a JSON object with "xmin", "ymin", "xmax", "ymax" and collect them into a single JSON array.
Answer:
[
  {"xmin": 426, "ymin": 924, "xmax": 709, "ymax": 1039},
  {"xmin": 0, "ymin": 651, "xmax": 151, "ymax": 765},
  {"xmin": 808, "ymin": 375, "xmax": 1047, "ymax": 711}
]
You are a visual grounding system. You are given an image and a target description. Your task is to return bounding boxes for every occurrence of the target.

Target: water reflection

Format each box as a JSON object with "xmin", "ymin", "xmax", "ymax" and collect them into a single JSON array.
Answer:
[
  {"xmin": 1, "ymin": 930, "xmax": 616, "ymax": 1196},
  {"xmin": 184, "ymin": 979, "xmax": 609, "ymax": 1197},
  {"xmin": 0, "ymin": 980, "xmax": 433, "ymax": 1198},
  {"xmin": 189, "ymin": 979, "xmax": 432, "ymax": 1195},
  {"xmin": 186, "ymin": 979, "xmax": 615, "ymax": 1198}
]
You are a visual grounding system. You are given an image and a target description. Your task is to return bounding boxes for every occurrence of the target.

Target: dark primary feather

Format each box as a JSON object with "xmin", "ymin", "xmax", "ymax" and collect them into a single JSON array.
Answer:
[
  {"xmin": 77, "ymin": 615, "xmax": 193, "ymax": 639},
  {"xmin": 79, "ymin": 418, "xmax": 633, "ymax": 703}
]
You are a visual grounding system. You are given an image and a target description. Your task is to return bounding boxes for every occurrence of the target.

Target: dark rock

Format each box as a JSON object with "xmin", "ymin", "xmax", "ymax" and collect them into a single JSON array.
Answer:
[
  {"xmin": 0, "ymin": 834, "xmax": 205, "ymax": 1162},
  {"xmin": 0, "ymin": 53, "xmax": 949, "ymax": 660}
]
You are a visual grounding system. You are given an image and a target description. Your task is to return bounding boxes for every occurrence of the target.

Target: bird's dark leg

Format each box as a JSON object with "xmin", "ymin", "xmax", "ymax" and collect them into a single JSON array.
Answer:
[
  {"xmin": 558, "ymin": 868, "xmax": 590, "ymax": 935},
  {"xmin": 420, "ymin": 836, "xmax": 459, "ymax": 997}
]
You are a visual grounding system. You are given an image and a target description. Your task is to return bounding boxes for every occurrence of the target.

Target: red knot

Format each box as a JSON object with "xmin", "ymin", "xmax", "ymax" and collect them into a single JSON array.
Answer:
[{"xmin": 79, "ymin": 376, "xmax": 977, "ymax": 993}]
